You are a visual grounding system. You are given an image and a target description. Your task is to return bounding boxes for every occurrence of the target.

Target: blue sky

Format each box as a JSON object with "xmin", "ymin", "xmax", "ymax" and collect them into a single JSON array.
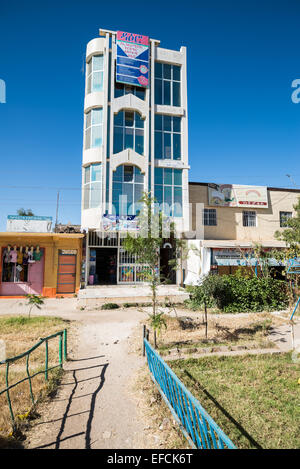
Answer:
[{"xmin": 0, "ymin": 0, "xmax": 300, "ymax": 230}]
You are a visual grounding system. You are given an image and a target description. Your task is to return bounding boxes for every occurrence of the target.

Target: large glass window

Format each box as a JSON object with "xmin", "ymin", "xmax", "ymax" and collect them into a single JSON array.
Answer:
[
  {"xmin": 114, "ymin": 83, "xmax": 145, "ymax": 100},
  {"xmin": 85, "ymin": 108, "xmax": 103, "ymax": 149},
  {"xmin": 154, "ymin": 168, "xmax": 182, "ymax": 217},
  {"xmin": 83, "ymin": 163, "xmax": 102, "ymax": 209},
  {"xmin": 113, "ymin": 111, "xmax": 144, "ymax": 155},
  {"xmin": 87, "ymin": 55, "xmax": 104, "ymax": 93},
  {"xmin": 155, "ymin": 115, "xmax": 181, "ymax": 160},
  {"xmin": 112, "ymin": 165, "xmax": 144, "ymax": 216},
  {"xmin": 155, "ymin": 63, "xmax": 181, "ymax": 106}
]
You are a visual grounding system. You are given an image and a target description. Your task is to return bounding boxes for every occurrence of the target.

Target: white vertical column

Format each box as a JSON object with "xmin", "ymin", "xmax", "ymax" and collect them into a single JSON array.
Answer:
[
  {"xmin": 180, "ymin": 46, "xmax": 189, "ymax": 233},
  {"xmin": 109, "ymin": 33, "xmax": 116, "ymax": 214},
  {"xmin": 101, "ymin": 33, "xmax": 110, "ymax": 220},
  {"xmin": 150, "ymin": 39, "xmax": 156, "ymax": 198}
]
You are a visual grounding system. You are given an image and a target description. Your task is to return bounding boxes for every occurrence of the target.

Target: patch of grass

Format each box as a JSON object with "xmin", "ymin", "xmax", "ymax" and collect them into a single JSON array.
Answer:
[
  {"xmin": 100, "ymin": 303, "xmax": 120, "ymax": 310},
  {"xmin": 0, "ymin": 315, "xmax": 66, "ymax": 328},
  {"xmin": 150, "ymin": 314, "xmax": 279, "ymax": 354},
  {"xmin": 170, "ymin": 352, "xmax": 300, "ymax": 449},
  {"xmin": 0, "ymin": 315, "xmax": 72, "ymax": 439}
]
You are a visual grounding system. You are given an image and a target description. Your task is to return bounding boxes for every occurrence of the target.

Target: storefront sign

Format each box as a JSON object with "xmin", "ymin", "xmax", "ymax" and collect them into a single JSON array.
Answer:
[
  {"xmin": 116, "ymin": 31, "xmax": 149, "ymax": 88},
  {"xmin": 7, "ymin": 216, "xmax": 52, "ymax": 233},
  {"xmin": 102, "ymin": 214, "xmax": 139, "ymax": 232},
  {"xmin": 60, "ymin": 250, "xmax": 77, "ymax": 255},
  {"xmin": 212, "ymin": 248, "xmax": 285, "ymax": 267},
  {"xmin": 208, "ymin": 184, "xmax": 268, "ymax": 208}
]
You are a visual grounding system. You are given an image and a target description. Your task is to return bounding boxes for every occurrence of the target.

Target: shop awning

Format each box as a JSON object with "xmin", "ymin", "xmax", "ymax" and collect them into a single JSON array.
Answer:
[{"xmin": 200, "ymin": 240, "xmax": 287, "ymax": 249}]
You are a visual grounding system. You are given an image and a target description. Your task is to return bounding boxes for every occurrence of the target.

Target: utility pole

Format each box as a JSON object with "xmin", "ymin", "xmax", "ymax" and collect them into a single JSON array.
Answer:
[
  {"xmin": 286, "ymin": 174, "xmax": 299, "ymax": 189},
  {"xmin": 55, "ymin": 190, "xmax": 60, "ymax": 231}
]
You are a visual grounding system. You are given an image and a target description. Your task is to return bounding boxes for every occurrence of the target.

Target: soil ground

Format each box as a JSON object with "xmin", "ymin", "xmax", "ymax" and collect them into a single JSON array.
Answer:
[{"xmin": 0, "ymin": 298, "xmax": 299, "ymax": 449}]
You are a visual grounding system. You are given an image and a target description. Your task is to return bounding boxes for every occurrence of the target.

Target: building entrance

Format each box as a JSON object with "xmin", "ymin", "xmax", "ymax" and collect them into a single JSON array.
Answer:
[{"xmin": 94, "ymin": 248, "xmax": 117, "ymax": 285}]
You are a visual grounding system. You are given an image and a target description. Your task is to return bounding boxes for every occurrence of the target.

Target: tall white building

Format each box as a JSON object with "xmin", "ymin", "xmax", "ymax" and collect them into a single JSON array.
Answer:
[{"xmin": 81, "ymin": 28, "xmax": 190, "ymax": 285}]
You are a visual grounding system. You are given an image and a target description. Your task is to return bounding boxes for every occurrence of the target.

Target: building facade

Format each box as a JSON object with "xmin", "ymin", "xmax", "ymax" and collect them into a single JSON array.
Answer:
[
  {"xmin": 0, "ymin": 233, "xmax": 84, "ymax": 297},
  {"xmin": 81, "ymin": 29, "xmax": 189, "ymax": 285},
  {"xmin": 185, "ymin": 182, "xmax": 300, "ymax": 283}
]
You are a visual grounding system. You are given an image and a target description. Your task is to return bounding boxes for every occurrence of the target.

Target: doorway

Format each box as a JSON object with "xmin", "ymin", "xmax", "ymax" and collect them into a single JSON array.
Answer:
[
  {"xmin": 160, "ymin": 247, "xmax": 176, "ymax": 284},
  {"xmin": 57, "ymin": 252, "xmax": 77, "ymax": 294},
  {"xmin": 95, "ymin": 248, "xmax": 117, "ymax": 285}
]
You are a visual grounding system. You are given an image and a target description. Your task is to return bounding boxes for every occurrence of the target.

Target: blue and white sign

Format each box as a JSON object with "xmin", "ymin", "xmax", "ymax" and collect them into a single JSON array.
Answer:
[
  {"xmin": 116, "ymin": 31, "xmax": 149, "ymax": 88},
  {"xmin": 7, "ymin": 215, "xmax": 52, "ymax": 233}
]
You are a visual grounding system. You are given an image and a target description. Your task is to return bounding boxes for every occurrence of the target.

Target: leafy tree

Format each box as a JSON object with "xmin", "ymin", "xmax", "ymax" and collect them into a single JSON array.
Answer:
[
  {"xmin": 274, "ymin": 197, "xmax": 300, "ymax": 254},
  {"xmin": 273, "ymin": 197, "xmax": 300, "ymax": 311},
  {"xmin": 123, "ymin": 192, "xmax": 184, "ymax": 348},
  {"xmin": 17, "ymin": 208, "xmax": 35, "ymax": 217}
]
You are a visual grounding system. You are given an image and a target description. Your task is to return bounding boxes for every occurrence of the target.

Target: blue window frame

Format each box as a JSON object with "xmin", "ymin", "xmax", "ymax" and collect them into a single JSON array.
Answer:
[
  {"xmin": 83, "ymin": 163, "xmax": 102, "ymax": 209},
  {"xmin": 155, "ymin": 115, "xmax": 181, "ymax": 160},
  {"xmin": 113, "ymin": 111, "xmax": 144, "ymax": 155},
  {"xmin": 154, "ymin": 168, "xmax": 182, "ymax": 217},
  {"xmin": 155, "ymin": 63, "xmax": 181, "ymax": 106},
  {"xmin": 112, "ymin": 165, "xmax": 144, "ymax": 216}
]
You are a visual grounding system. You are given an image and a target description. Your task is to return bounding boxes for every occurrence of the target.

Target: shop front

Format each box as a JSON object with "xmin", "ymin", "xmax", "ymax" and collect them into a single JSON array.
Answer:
[
  {"xmin": 0, "ymin": 233, "xmax": 84, "ymax": 297},
  {"xmin": 85, "ymin": 230, "xmax": 177, "ymax": 286},
  {"xmin": 184, "ymin": 240, "xmax": 287, "ymax": 285}
]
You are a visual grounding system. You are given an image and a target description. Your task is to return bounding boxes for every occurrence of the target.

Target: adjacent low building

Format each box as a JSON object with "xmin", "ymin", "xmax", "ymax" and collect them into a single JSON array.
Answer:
[
  {"xmin": 185, "ymin": 182, "xmax": 300, "ymax": 283},
  {"xmin": 0, "ymin": 233, "xmax": 84, "ymax": 297}
]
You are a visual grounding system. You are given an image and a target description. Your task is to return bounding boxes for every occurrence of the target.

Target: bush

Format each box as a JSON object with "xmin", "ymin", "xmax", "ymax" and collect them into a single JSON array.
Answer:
[
  {"xmin": 188, "ymin": 274, "xmax": 289, "ymax": 313},
  {"xmin": 100, "ymin": 303, "xmax": 119, "ymax": 310}
]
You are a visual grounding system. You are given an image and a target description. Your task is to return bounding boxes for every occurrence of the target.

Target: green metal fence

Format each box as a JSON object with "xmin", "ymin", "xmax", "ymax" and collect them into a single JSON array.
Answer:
[{"xmin": 0, "ymin": 329, "xmax": 67, "ymax": 432}]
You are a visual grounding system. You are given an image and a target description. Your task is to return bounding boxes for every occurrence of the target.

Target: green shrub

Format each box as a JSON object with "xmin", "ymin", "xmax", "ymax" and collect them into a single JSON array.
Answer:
[
  {"xmin": 100, "ymin": 303, "xmax": 120, "ymax": 310},
  {"xmin": 187, "ymin": 275, "xmax": 288, "ymax": 313}
]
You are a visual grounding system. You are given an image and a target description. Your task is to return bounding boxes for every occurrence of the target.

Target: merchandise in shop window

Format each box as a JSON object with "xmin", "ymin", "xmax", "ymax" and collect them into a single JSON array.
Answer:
[
  {"xmin": 33, "ymin": 246, "xmax": 43, "ymax": 261},
  {"xmin": 1, "ymin": 245, "xmax": 44, "ymax": 283}
]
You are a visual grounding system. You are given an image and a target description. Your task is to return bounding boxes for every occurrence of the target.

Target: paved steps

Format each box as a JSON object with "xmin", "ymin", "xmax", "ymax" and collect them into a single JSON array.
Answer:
[{"xmin": 77, "ymin": 285, "xmax": 189, "ymax": 307}]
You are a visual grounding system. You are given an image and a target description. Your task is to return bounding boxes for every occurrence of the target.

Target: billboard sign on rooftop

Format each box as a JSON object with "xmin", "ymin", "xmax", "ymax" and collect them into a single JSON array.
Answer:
[
  {"xmin": 116, "ymin": 31, "xmax": 149, "ymax": 88},
  {"xmin": 208, "ymin": 184, "xmax": 268, "ymax": 208}
]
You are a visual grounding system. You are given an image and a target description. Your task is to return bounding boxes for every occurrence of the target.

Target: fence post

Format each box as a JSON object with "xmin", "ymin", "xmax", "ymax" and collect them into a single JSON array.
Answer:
[
  {"xmin": 59, "ymin": 334, "xmax": 63, "ymax": 368},
  {"xmin": 45, "ymin": 339, "xmax": 48, "ymax": 381},
  {"xmin": 5, "ymin": 362, "xmax": 16, "ymax": 431},
  {"xmin": 63, "ymin": 329, "xmax": 67, "ymax": 361},
  {"xmin": 143, "ymin": 325, "xmax": 146, "ymax": 356}
]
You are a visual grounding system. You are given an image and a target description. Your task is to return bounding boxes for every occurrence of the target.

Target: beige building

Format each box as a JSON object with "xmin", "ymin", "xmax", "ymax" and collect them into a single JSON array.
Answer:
[{"xmin": 184, "ymin": 182, "xmax": 300, "ymax": 283}]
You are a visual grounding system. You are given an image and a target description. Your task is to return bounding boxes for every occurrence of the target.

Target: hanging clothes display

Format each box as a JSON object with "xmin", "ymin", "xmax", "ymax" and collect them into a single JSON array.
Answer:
[{"xmin": 1, "ymin": 245, "xmax": 44, "ymax": 283}]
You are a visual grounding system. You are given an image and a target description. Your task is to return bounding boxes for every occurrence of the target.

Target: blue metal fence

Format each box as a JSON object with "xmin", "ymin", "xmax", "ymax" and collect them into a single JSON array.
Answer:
[{"xmin": 144, "ymin": 338, "xmax": 236, "ymax": 449}]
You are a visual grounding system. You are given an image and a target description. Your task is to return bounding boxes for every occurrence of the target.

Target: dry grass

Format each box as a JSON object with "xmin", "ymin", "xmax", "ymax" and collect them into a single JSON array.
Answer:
[
  {"xmin": 0, "ymin": 315, "xmax": 73, "ymax": 444},
  {"xmin": 146, "ymin": 311, "xmax": 287, "ymax": 353}
]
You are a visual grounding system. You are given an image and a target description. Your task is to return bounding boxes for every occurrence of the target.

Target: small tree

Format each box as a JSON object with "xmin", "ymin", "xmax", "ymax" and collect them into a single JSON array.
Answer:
[
  {"xmin": 26, "ymin": 294, "xmax": 44, "ymax": 318},
  {"xmin": 123, "ymin": 192, "xmax": 183, "ymax": 348},
  {"xmin": 17, "ymin": 208, "xmax": 35, "ymax": 217}
]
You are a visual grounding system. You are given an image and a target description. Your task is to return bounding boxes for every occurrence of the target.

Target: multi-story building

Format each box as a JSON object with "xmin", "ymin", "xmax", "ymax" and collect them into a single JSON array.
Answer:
[
  {"xmin": 185, "ymin": 182, "xmax": 300, "ymax": 283},
  {"xmin": 81, "ymin": 28, "xmax": 189, "ymax": 285}
]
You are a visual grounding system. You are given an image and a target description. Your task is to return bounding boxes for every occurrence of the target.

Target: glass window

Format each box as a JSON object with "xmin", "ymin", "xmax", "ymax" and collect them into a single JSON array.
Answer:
[
  {"xmin": 114, "ymin": 82, "xmax": 145, "ymax": 100},
  {"xmin": 154, "ymin": 115, "xmax": 182, "ymax": 160},
  {"xmin": 280, "ymin": 211, "xmax": 292, "ymax": 227},
  {"xmin": 85, "ymin": 108, "xmax": 103, "ymax": 149},
  {"xmin": 203, "ymin": 209, "xmax": 217, "ymax": 226},
  {"xmin": 154, "ymin": 168, "xmax": 183, "ymax": 217},
  {"xmin": 154, "ymin": 62, "xmax": 181, "ymax": 106},
  {"xmin": 243, "ymin": 211, "xmax": 257, "ymax": 227},
  {"xmin": 87, "ymin": 55, "xmax": 104, "ymax": 94},
  {"xmin": 155, "ymin": 62, "xmax": 162, "ymax": 78},
  {"xmin": 113, "ymin": 111, "xmax": 144, "ymax": 155},
  {"xmin": 83, "ymin": 164, "xmax": 102, "ymax": 209},
  {"xmin": 112, "ymin": 165, "xmax": 144, "ymax": 216}
]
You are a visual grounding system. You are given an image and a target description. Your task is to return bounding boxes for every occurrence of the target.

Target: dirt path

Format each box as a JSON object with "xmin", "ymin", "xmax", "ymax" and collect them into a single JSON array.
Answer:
[{"xmin": 24, "ymin": 308, "xmax": 155, "ymax": 449}]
